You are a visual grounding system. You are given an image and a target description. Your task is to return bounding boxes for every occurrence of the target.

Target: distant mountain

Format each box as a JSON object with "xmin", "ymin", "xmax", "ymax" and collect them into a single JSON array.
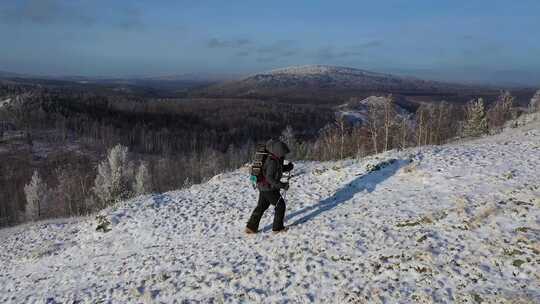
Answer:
[
  {"xmin": 0, "ymin": 70, "xmax": 29, "ymax": 78},
  {"xmin": 196, "ymin": 65, "xmax": 484, "ymax": 103},
  {"xmin": 0, "ymin": 71, "xmax": 223, "ymax": 98},
  {"xmin": 386, "ymin": 67, "xmax": 540, "ymax": 88}
]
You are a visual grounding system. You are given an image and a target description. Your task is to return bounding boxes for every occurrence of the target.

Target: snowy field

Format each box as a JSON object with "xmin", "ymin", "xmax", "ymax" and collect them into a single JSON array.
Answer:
[{"xmin": 1, "ymin": 121, "xmax": 539, "ymax": 303}]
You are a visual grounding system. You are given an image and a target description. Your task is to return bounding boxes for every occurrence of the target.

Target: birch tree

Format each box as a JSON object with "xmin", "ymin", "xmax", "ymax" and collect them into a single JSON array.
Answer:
[
  {"xmin": 366, "ymin": 102, "xmax": 384, "ymax": 154},
  {"xmin": 383, "ymin": 94, "xmax": 397, "ymax": 151}
]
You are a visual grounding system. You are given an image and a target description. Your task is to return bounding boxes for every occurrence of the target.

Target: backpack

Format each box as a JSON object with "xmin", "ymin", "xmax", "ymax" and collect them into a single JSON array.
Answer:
[{"xmin": 249, "ymin": 143, "xmax": 269, "ymax": 188}]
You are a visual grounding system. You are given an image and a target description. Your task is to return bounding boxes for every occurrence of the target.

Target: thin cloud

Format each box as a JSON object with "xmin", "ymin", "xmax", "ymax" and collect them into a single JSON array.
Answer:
[
  {"xmin": 208, "ymin": 38, "xmax": 299, "ymax": 62},
  {"xmin": 235, "ymin": 51, "xmax": 250, "ymax": 57},
  {"xmin": 0, "ymin": 0, "xmax": 143, "ymax": 30},
  {"xmin": 207, "ymin": 38, "xmax": 252, "ymax": 48},
  {"xmin": 316, "ymin": 41, "xmax": 383, "ymax": 60},
  {"xmin": 0, "ymin": 0, "xmax": 95, "ymax": 25},
  {"xmin": 357, "ymin": 40, "xmax": 383, "ymax": 48},
  {"xmin": 254, "ymin": 40, "xmax": 299, "ymax": 62},
  {"xmin": 256, "ymin": 57, "xmax": 278, "ymax": 63},
  {"xmin": 113, "ymin": 6, "xmax": 144, "ymax": 30}
]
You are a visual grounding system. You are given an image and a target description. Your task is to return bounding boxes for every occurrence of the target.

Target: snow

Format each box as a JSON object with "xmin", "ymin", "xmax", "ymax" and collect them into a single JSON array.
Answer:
[
  {"xmin": 1, "ymin": 120, "xmax": 540, "ymax": 303},
  {"xmin": 337, "ymin": 96, "xmax": 410, "ymax": 125},
  {"xmin": 263, "ymin": 65, "xmax": 387, "ymax": 78}
]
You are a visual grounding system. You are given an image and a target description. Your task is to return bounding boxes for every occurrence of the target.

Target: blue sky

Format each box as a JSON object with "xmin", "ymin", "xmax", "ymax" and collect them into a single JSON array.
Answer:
[{"xmin": 0, "ymin": 0, "xmax": 539, "ymax": 85}]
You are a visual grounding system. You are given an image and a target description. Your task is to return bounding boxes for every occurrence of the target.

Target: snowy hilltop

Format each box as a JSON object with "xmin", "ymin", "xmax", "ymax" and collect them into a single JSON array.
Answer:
[
  {"xmin": 1, "ymin": 119, "xmax": 539, "ymax": 303},
  {"xmin": 201, "ymin": 65, "xmax": 474, "ymax": 101},
  {"xmin": 262, "ymin": 65, "xmax": 388, "ymax": 78}
]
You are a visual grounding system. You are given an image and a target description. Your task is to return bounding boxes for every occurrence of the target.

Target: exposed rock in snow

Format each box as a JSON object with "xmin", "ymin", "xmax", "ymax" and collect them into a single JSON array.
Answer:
[{"xmin": 1, "ymin": 120, "xmax": 539, "ymax": 303}]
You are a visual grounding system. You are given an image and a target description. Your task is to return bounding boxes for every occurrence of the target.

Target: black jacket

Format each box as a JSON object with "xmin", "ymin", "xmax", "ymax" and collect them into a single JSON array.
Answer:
[{"xmin": 258, "ymin": 139, "xmax": 292, "ymax": 191}]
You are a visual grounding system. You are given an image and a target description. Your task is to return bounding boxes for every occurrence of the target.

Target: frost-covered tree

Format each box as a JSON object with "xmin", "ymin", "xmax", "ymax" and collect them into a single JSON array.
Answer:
[
  {"xmin": 93, "ymin": 144, "xmax": 134, "ymax": 207},
  {"xmin": 182, "ymin": 176, "xmax": 192, "ymax": 189},
  {"xmin": 24, "ymin": 170, "xmax": 49, "ymax": 221},
  {"xmin": 463, "ymin": 98, "xmax": 488, "ymax": 137},
  {"xmin": 280, "ymin": 125, "xmax": 297, "ymax": 159},
  {"xmin": 529, "ymin": 89, "xmax": 540, "ymax": 113},
  {"xmin": 134, "ymin": 161, "xmax": 152, "ymax": 195},
  {"xmin": 280, "ymin": 125, "xmax": 295, "ymax": 146}
]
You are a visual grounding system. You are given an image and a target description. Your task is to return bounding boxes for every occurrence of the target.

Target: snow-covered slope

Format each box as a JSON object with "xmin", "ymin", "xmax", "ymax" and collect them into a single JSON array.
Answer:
[
  {"xmin": 337, "ymin": 95, "xmax": 411, "ymax": 125},
  {"xmin": 1, "ymin": 121, "xmax": 540, "ymax": 303}
]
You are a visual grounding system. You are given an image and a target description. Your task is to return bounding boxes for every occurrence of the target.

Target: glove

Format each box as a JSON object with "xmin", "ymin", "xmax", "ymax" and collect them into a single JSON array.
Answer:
[
  {"xmin": 284, "ymin": 162, "xmax": 294, "ymax": 172},
  {"xmin": 281, "ymin": 182, "xmax": 290, "ymax": 190}
]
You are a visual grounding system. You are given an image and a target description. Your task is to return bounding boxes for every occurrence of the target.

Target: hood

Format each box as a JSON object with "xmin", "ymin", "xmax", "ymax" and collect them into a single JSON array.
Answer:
[{"xmin": 266, "ymin": 139, "xmax": 290, "ymax": 158}]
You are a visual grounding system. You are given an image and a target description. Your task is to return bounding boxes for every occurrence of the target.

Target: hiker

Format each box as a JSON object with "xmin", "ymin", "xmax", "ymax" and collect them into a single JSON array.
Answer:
[{"xmin": 246, "ymin": 139, "xmax": 294, "ymax": 234}]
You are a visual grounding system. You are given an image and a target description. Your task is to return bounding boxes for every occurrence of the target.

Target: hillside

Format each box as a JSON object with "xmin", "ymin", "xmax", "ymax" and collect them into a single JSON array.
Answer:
[
  {"xmin": 1, "ymin": 119, "xmax": 539, "ymax": 303},
  {"xmin": 197, "ymin": 65, "xmax": 507, "ymax": 104}
]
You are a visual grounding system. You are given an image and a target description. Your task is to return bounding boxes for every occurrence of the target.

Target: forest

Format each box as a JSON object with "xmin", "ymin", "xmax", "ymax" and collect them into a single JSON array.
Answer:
[{"xmin": 1, "ymin": 81, "xmax": 538, "ymax": 227}]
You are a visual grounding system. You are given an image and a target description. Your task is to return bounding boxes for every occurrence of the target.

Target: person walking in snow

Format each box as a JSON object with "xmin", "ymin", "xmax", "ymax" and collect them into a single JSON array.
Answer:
[{"xmin": 246, "ymin": 139, "xmax": 293, "ymax": 234}]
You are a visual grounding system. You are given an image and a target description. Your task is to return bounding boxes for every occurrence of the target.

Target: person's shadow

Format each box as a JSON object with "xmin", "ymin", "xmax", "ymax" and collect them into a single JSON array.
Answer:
[{"xmin": 262, "ymin": 158, "xmax": 408, "ymax": 231}]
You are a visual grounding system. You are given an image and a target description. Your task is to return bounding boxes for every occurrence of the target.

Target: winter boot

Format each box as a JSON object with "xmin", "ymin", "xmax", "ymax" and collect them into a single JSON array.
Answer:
[
  {"xmin": 272, "ymin": 227, "xmax": 289, "ymax": 234},
  {"xmin": 245, "ymin": 227, "xmax": 257, "ymax": 234}
]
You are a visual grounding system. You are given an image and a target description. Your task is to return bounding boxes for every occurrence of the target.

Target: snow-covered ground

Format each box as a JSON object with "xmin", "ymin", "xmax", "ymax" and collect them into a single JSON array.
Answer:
[{"xmin": 1, "ymin": 121, "xmax": 539, "ymax": 303}]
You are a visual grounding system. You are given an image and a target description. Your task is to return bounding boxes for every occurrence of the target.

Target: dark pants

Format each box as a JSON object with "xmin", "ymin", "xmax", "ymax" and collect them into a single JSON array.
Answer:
[{"xmin": 246, "ymin": 190, "xmax": 286, "ymax": 231}]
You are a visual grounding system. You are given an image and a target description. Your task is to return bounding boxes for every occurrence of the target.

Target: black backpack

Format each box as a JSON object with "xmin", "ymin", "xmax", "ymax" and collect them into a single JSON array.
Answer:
[{"xmin": 250, "ymin": 143, "xmax": 269, "ymax": 187}]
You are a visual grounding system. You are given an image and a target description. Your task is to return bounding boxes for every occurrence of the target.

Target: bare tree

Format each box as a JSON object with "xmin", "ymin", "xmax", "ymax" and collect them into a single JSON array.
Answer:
[
  {"xmin": 335, "ymin": 117, "xmax": 347, "ymax": 159},
  {"xmin": 365, "ymin": 102, "xmax": 384, "ymax": 154},
  {"xmin": 488, "ymin": 91, "xmax": 515, "ymax": 132},
  {"xmin": 383, "ymin": 94, "xmax": 397, "ymax": 151},
  {"xmin": 415, "ymin": 104, "xmax": 429, "ymax": 146},
  {"xmin": 398, "ymin": 116, "xmax": 411, "ymax": 149},
  {"xmin": 316, "ymin": 124, "xmax": 339, "ymax": 160}
]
